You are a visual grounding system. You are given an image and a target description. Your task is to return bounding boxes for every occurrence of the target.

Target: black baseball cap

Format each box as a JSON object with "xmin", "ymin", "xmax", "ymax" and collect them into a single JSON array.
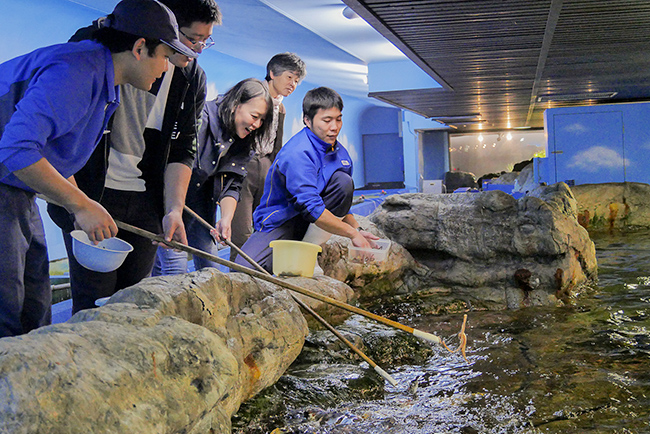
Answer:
[{"xmin": 104, "ymin": 0, "xmax": 198, "ymax": 58}]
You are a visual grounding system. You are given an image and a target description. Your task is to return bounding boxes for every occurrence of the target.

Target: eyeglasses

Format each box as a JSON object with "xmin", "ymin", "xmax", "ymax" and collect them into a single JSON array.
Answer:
[{"xmin": 179, "ymin": 29, "xmax": 215, "ymax": 50}]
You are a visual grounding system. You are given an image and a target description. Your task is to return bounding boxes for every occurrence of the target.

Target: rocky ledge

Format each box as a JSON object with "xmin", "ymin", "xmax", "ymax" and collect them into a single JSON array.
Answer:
[
  {"xmin": 0, "ymin": 181, "xmax": 600, "ymax": 433},
  {"xmin": 572, "ymin": 182, "xmax": 650, "ymax": 231},
  {"xmin": 0, "ymin": 270, "xmax": 318, "ymax": 434},
  {"xmin": 321, "ymin": 182, "xmax": 597, "ymax": 309}
]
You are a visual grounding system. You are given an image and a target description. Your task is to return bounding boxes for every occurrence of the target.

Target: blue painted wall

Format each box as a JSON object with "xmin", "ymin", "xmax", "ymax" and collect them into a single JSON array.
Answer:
[
  {"xmin": 360, "ymin": 106, "xmax": 400, "ymax": 135},
  {"xmin": 0, "ymin": 0, "xmax": 99, "ymax": 61},
  {"xmin": 542, "ymin": 102, "xmax": 650, "ymax": 185},
  {"xmin": 420, "ymin": 130, "xmax": 450, "ymax": 181},
  {"xmin": 357, "ymin": 107, "xmax": 401, "ymax": 187},
  {"xmin": 401, "ymin": 111, "xmax": 448, "ymax": 190}
]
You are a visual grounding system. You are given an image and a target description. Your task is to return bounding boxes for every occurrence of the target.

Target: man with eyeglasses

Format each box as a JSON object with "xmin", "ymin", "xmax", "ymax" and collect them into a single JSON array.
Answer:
[
  {"xmin": 48, "ymin": 0, "xmax": 222, "ymax": 314},
  {"xmin": 179, "ymin": 29, "xmax": 216, "ymax": 50}
]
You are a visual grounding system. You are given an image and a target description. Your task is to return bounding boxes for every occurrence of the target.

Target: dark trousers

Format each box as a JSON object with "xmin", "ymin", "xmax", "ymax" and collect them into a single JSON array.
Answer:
[
  {"xmin": 235, "ymin": 170, "xmax": 354, "ymax": 273},
  {"xmin": 230, "ymin": 154, "xmax": 272, "ymax": 261},
  {"xmin": 64, "ymin": 188, "xmax": 161, "ymax": 314},
  {"xmin": 0, "ymin": 184, "xmax": 51, "ymax": 337},
  {"xmin": 151, "ymin": 207, "xmax": 220, "ymax": 276}
]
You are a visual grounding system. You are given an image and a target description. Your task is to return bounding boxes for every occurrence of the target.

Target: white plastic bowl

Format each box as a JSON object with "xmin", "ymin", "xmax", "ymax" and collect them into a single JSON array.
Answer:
[
  {"xmin": 95, "ymin": 296, "xmax": 111, "ymax": 307},
  {"xmin": 70, "ymin": 230, "xmax": 133, "ymax": 273},
  {"xmin": 348, "ymin": 239, "xmax": 391, "ymax": 265}
]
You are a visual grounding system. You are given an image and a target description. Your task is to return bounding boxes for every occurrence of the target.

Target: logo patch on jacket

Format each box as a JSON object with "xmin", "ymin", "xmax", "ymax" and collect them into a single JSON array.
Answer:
[{"xmin": 341, "ymin": 159, "xmax": 350, "ymax": 166}]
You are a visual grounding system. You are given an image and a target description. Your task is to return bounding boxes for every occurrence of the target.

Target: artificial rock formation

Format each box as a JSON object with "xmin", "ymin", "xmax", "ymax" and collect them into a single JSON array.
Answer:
[
  {"xmin": 444, "ymin": 170, "xmax": 478, "ymax": 192},
  {"xmin": 572, "ymin": 182, "xmax": 650, "ymax": 231},
  {"xmin": 368, "ymin": 182, "xmax": 597, "ymax": 308},
  {"xmin": 0, "ymin": 269, "xmax": 310, "ymax": 434},
  {"xmin": 282, "ymin": 275, "xmax": 357, "ymax": 328},
  {"xmin": 512, "ymin": 163, "xmax": 538, "ymax": 194}
]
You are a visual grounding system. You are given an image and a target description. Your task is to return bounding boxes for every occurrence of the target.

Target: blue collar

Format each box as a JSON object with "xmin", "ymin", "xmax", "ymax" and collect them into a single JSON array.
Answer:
[
  {"xmin": 305, "ymin": 127, "xmax": 339, "ymax": 153},
  {"xmin": 103, "ymin": 45, "xmax": 119, "ymax": 105}
]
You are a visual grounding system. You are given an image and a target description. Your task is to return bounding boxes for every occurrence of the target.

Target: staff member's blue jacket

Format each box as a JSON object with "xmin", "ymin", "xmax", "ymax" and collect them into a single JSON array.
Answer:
[
  {"xmin": 253, "ymin": 126, "xmax": 353, "ymax": 232},
  {"xmin": 0, "ymin": 40, "xmax": 119, "ymax": 191}
]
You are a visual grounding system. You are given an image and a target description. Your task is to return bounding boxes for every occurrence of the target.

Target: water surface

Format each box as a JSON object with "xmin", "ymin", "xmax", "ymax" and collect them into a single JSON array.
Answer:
[{"xmin": 234, "ymin": 230, "xmax": 650, "ymax": 433}]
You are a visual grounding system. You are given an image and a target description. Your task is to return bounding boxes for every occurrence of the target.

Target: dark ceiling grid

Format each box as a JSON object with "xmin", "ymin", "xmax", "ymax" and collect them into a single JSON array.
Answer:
[{"xmin": 344, "ymin": 0, "xmax": 650, "ymax": 132}]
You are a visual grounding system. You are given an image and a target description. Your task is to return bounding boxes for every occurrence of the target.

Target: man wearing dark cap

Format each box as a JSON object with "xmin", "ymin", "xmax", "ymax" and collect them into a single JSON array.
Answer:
[
  {"xmin": 49, "ymin": 0, "xmax": 221, "ymax": 314},
  {"xmin": 0, "ymin": 0, "xmax": 195, "ymax": 337}
]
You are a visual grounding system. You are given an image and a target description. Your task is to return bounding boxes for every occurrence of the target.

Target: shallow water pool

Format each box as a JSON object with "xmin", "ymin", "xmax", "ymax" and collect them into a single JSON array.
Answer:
[{"xmin": 234, "ymin": 230, "xmax": 650, "ymax": 434}]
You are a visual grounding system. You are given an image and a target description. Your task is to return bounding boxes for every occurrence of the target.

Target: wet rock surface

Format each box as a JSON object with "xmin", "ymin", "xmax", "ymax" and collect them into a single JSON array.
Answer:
[
  {"xmin": 284, "ymin": 275, "xmax": 356, "ymax": 328},
  {"xmin": 232, "ymin": 315, "xmax": 442, "ymax": 434},
  {"xmin": 319, "ymin": 217, "xmax": 415, "ymax": 302},
  {"xmin": 233, "ymin": 233, "xmax": 650, "ymax": 433},
  {"xmin": 1, "ymin": 181, "xmax": 626, "ymax": 433},
  {"xmin": 572, "ymin": 181, "xmax": 650, "ymax": 231},
  {"xmin": 231, "ymin": 187, "xmax": 645, "ymax": 433}
]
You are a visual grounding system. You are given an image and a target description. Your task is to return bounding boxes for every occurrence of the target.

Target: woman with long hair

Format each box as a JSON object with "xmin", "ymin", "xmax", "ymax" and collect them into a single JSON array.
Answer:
[{"xmin": 154, "ymin": 77, "xmax": 273, "ymax": 274}]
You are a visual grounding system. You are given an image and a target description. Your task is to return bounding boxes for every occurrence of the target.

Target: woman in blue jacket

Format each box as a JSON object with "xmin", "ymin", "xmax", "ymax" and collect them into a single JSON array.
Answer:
[{"xmin": 154, "ymin": 77, "xmax": 273, "ymax": 274}]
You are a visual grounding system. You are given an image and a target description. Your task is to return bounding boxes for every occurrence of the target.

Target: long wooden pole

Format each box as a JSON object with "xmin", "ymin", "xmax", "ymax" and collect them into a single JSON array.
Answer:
[
  {"xmin": 37, "ymin": 194, "xmax": 465, "ymax": 361},
  {"xmin": 183, "ymin": 206, "xmax": 398, "ymax": 385},
  {"xmin": 116, "ymin": 220, "xmax": 445, "ymax": 346}
]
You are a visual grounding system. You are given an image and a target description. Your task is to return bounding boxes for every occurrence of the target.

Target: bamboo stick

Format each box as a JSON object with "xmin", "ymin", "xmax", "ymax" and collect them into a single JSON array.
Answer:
[
  {"xmin": 37, "ymin": 193, "xmax": 466, "ymax": 361},
  {"xmin": 118, "ymin": 220, "xmax": 444, "ymax": 345},
  {"xmin": 183, "ymin": 205, "xmax": 398, "ymax": 385}
]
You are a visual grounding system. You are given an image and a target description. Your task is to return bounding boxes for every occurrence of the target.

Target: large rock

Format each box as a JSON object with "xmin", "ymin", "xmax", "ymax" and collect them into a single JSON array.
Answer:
[
  {"xmin": 572, "ymin": 182, "xmax": 650, "ymax": 230},
  {"xmin": 282, "ymin": 275, "xmax": 357, "ymax": 328},
  {"xmin": 444, "ymin": 170, "xmax": 477, "ymax": 192},
  {"xmin": 0, "ymin": 269, "xmax": 310, "ymax": 434},
  {"xmin": 368, "ymin": 183, "xmax": 597, "ymax": 308},
  {"xmin": 485, "ymin": 164, "xmax": 538, "ymax": 195},
  {"xmin": 513, "ymin": 163, "xmax": 538, "ymax": 194},
  {"xmin": 490, "ymin": 170, "xmax": 519, "ymax": 185}
]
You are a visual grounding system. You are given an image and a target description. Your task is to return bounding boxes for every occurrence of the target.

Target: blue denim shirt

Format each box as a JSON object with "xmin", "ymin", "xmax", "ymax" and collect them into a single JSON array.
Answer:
[
  {"xmin": 254, "ymin": 127, "xmax": 353, "ymax": 232},
  {"xmin": 0, "ymin": 40, "xmax": 119, "ymax": 192}
]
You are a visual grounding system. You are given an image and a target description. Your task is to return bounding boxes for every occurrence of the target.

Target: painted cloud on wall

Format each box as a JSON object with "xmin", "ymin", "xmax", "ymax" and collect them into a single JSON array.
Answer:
[
  {"xmin": 567, "ymin": 145, "xmax": 630, "ymax": 172},
  {"xmin": 205, "ymin": 82, "xmax": 219, "ymax": 101},
  {"xmin": 562, "ymin": 123, "xmax": 589, "ymax": 134}
]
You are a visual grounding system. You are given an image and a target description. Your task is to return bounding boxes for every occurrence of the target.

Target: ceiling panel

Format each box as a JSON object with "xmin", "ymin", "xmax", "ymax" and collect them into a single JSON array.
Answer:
[{"xmin": 344, "ymin": 0, "xmax": 650, "ymax": 132}]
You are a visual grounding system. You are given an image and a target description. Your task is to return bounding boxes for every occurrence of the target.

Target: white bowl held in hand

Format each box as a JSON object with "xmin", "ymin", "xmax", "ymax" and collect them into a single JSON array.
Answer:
[{"xmin": 70, "ymin": 230, "xmax": 133, "ymax": 273}]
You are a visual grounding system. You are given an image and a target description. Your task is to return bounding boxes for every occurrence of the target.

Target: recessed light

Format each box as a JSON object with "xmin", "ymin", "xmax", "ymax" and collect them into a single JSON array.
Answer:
[
  {"xmin": 342, "ymin": 6, "xmax": 359, "ymax": 19},
  {"xmin": 537, "ymin": 91, "xmax": 617, "ymax": 103}
]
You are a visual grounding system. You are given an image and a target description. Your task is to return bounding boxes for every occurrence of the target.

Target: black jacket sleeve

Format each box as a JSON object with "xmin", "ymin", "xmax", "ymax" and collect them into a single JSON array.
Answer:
[{"xmin": 167, "ymin": 63, "xmax": 207, "ymax": 168}]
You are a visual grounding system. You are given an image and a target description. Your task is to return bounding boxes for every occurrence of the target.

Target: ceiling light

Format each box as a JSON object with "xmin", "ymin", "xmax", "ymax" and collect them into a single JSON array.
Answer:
[
  {"xmin": 430, "ymin": 114, "xmax": 484, "ymax": 124},
  {"xmin": 342, "ymin": 6, "xmax": 359, "ymax": 19},
  {"xmin": 537, "ymin": 91, "xmax": 618, "ymax": 103}
]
